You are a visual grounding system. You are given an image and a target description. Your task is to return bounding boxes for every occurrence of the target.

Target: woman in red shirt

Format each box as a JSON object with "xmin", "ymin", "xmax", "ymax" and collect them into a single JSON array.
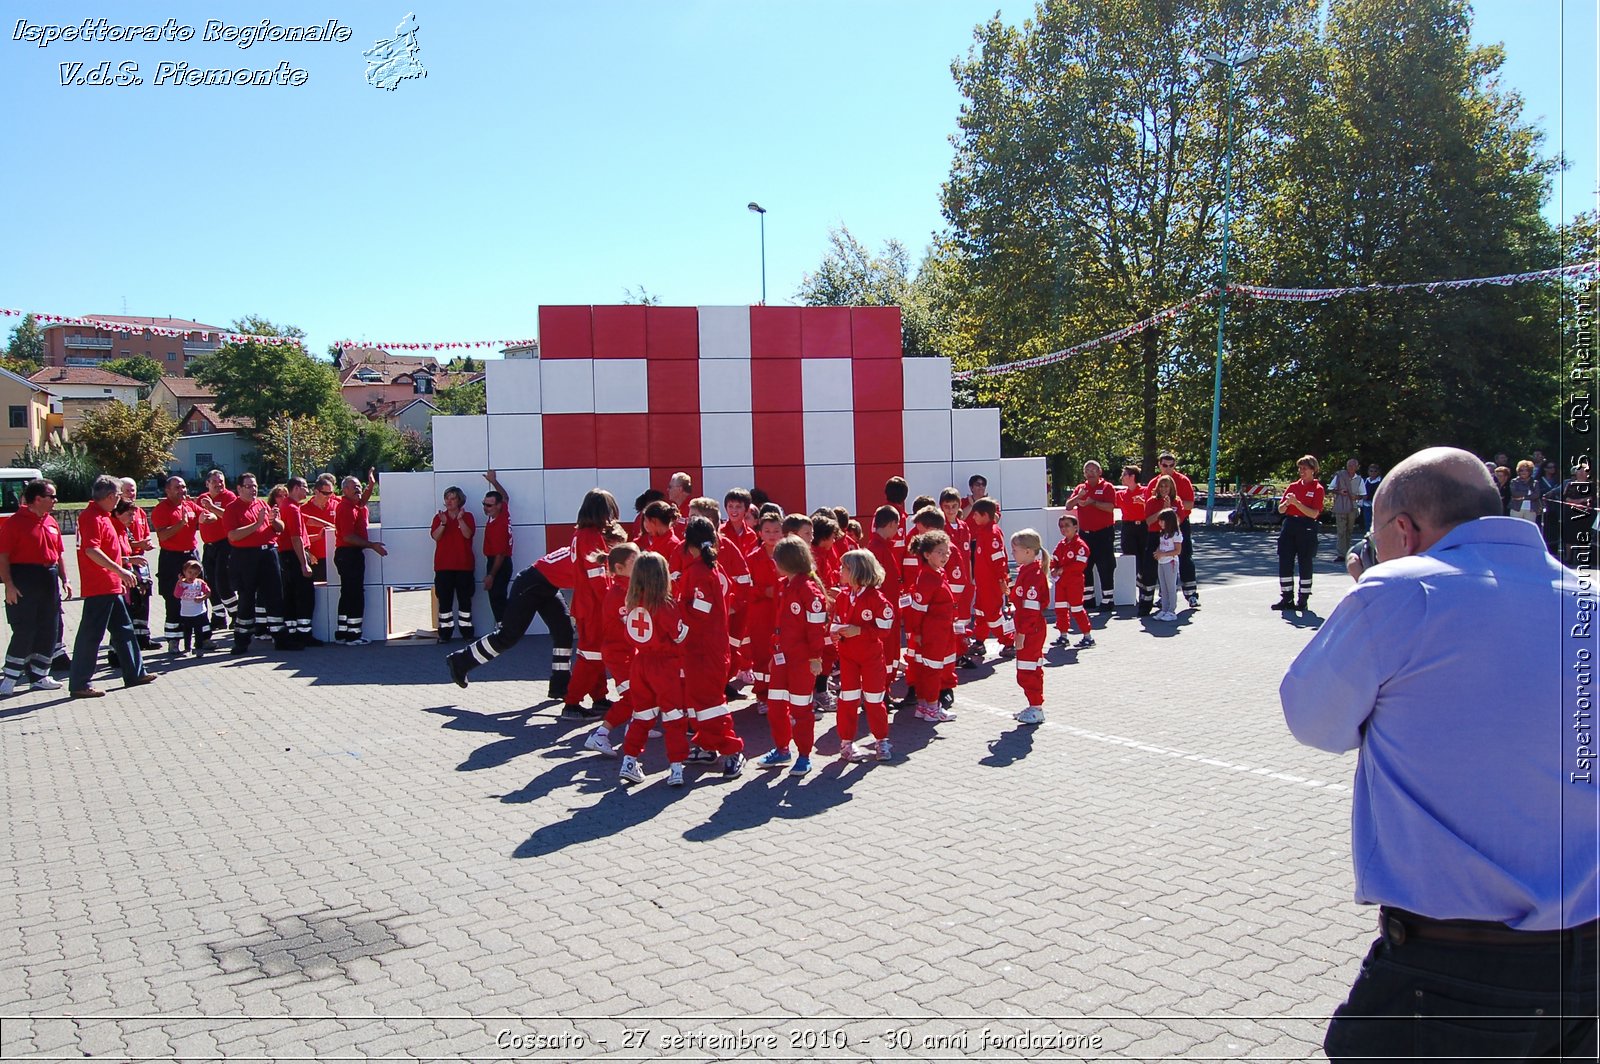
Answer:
[
  {"xmin": 1274, "ymin": 456, "xmax": 1326, "ymax": 611},
  {"xmin": 430, "ymin": 486, "xmax": 476, "ymax": 643}
]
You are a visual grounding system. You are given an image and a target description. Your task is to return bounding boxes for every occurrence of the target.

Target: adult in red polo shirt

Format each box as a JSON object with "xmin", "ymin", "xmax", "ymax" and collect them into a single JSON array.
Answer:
[
  {"xmin": 430, "ymin": 485, "xmax": 477, "ymax": 643},
  {"xmin": 69, "ymin": 475, "xmax": 158, "ymax": 697},
  {"xmin": 1155, "ymin": 451, "xmax": 1200, "ymax": 607},
  {"xmin": 277, "ymin": 478, "xmax": 318, "ymax": 647},
  {"xmin": 480, "ymin": 471, "xmax": 513, "ymax": 624},
  {"xmin": 224, "ymin": 473, "xmax": 290, "ymax": 655},
  {"xmin": 1274, "ymin": 455, "xmax": 1326, "ymax": 611},
  {"xmin": 0, "ymin": 478, "xmax": 70, "ymax": 694},
  {"xmin": 196, "ymin": 469, "xmax": 237, "ymax": 630},
  {"xmin": 1065, "ymin": 460, "xmax": 1119, "ymax": 611},
  {"xmin": 1115, "ymin": 465, "xmax": 1151, "ymax": 614},
  {"xmin": 333, "ymin": 471, "xmax": 385, "ymax": 644},
  {"xmin": 300, "ymin": 474, "xmax": 341, "ymax": 584},
  {"xmin": 115, "ymin": 477, "xmax": 159, "ymax": 649},
  {"xmin": 151, "ymin": 475, "xmax": 204, "ymax": 649}
]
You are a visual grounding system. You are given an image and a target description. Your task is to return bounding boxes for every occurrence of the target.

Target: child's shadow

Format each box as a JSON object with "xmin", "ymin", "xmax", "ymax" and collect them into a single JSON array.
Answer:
[
  {"xmin": 980, "ymin": 726, "xmax": 1036, "ymax": 767},
  {"xmin": 423, "ymin": 703, "xmax": 571, "ymax": 771},
  {"xmin": 682, "ymin": 765, "xmax": 859, "ymax": 842},
  {"xmin": 513, "ymin": 782, "xmax": 683, "ymax": 859}
]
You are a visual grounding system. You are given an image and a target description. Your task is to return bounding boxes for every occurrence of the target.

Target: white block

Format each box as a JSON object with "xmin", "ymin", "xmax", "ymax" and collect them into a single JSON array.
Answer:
[
  {"xmin": 1042, "ymin": 507, "xmax": 1068, "ymax": 550},
  {"xmin": 488, "ymin": 413, "xmax": 543, "ymax": 471},
  {"xmin": 593, "ymin": 359, "xmax": 649, "ymax": 413},
  {"xmin": 1114, "ymin": 554, "xmax": 1137, "ymax": 606},
  {"xmin": 700, "ymin": 412, "xmax": 754, "ymax": 467},
  {"xmin": 597, "ymin": 467, "xmax": 652, "ymax": 512},
  {"xmin": 540, "ymin": 359, "xmax": 595, "ymax": 414},
  {"xmin": 903, "ymin": 357, "xmax": 953, "ymax": 410},
  {"xmin": 470, "ymin": 588, "xmax": 494, "ymax": 638},
  {"xmin": 431, "ymin": 415, "xmax": 490, "ymax": 473},
  {"xmin": 801, "ymin": 358, "xmax": 855, "ymax": 412},
  {"xmin": 511, "ymin": 523, "xmax": 540, "ymax": 562},
  {"xmin": 374, "ymin": 471, "xmax": 435, "ymax": 530},
  {"xmin": 698, "ymin": 305, "xmax": 751, "ymax": 359},
  {"xmin": 313, "ymin": 585, "xmax": 338, "ymax": 642},
  {"xmin": 802, "ymin": 410, "xmax": 854, "ymax": 466},
  {"xmin": 951, "ymin": 407, "xmax": 1002, "ymax": 461},
  {"xmin": 902, "ymin": 410, "xmax": 953, "ymax": 463},
  {"xmin": 805, "ymin": 464, "xmax": 856, "ymax": 515},
  {"xmin": 702, "ymin": 465, "xmax": 757, "ymax": 503},
  {"xmin": 363, "ymin": 585, "xmax": 390, "ymax": 641},
  {"xmin": 377, "ymin": 527, "xmax": 436, "ymax": 586},
  {"xmin": 902, "ymin": 462, "xmax": 954, "ymax": 502},
  {"xmin": 496, "ymin": 470, "xmax": 545, "ymax": 525},
  {"xmin": 999, "ymin": 456, "xmax": 1048, "ymax": 511},
  {"xmin": 486, "ymin": 358, "xmax": 542, "ymax": 414},
  {"xmin": 1002, "ymin": 508, "xmax": 1049, "ymax": 539},
  {"xmin": 543, "ymin": 467, "xmax": 599, "ymax": 521},
  {"xmin": 698, "ymin": 359, "xmax": 751, "ymax": 413}
]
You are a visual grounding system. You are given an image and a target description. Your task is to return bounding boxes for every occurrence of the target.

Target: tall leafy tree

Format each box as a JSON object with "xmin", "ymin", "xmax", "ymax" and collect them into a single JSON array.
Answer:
[
  {"xmin": 72, "ymin": 401, "xmax": 178, "ymax": 483},
  {"xmin": 189, "ymin": 317, "xmax": 345, "ymax": 434},
  {"xmin": 796, "ymin": 225, "xmax": 943, "ymax": 358},
  {"xmin": 4, "ymin": 312, "xmax": 45, "ymax": 374},
  {"xmin": 100, "ymin": 356, "xmax": 165, "ymax": 395}
]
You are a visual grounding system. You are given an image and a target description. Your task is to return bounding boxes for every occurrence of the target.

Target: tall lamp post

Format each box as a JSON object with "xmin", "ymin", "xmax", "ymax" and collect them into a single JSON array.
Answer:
[
  {"xmin": 747, "ymin": 201, "xmax": 767, "ymax": 305},
  {"xmin": 1201, "ymin": 47, "xmax": 1258, "ymax": 525}
]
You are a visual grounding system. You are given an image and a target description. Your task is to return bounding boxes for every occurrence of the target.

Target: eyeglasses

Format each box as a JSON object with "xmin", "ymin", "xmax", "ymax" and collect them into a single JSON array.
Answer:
[
  {"xmin": 318, "ymin": 490, "xmax": 334, "ymax": 496},
  {"xmin": 39, "ymin": 493, "xmax": 57, "ymax": 499},
  {"xmin": 1159, "ymin": 460, "xmax": 1176, "ymax": 467}
]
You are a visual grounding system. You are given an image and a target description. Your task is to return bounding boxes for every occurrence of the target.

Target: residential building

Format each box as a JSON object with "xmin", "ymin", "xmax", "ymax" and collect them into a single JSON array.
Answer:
[
  {"xmin": 170, "ymin": 405, "xmax": 256, "ymax": 483},
  {"xmin": 150, "ymin": 376, "xmax": 218, "ymax": 425},
  {"xmin": 336, "ymin": 346, "xmax": 481, "ymax": 435},
  {"xmin": 40, "ymin": 315, "xmax": 227, "ymax": 373},
  {"xmin": 0, "ymin": 367, "xmax": 60, "ymax": 465},
  {"xmin": 27, "ymin": 366, "xmax": 144, "ymax": 436}
]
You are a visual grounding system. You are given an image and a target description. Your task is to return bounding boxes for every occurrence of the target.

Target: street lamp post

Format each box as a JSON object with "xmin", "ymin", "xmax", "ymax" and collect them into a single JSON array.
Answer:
[
  {"xmin": 747, "ymin": 202, "xmax": 767, "ymax": 305},
  {"xmin": 1202, "ymin": 47, "xmax": 1257, "ymax": 525}
]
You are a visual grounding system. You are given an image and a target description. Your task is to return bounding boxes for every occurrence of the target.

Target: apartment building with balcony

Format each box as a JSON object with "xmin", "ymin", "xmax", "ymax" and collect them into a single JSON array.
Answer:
[{"xmin": 41, "ymin": 315, "xmax": 227, "ymax": 374}]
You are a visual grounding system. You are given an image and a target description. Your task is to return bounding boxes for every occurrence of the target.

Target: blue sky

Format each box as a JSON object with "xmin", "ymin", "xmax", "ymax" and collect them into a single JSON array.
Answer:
[{"xmin": 0, "ymin": 0, "xmax": 1593, "ymax": 358}]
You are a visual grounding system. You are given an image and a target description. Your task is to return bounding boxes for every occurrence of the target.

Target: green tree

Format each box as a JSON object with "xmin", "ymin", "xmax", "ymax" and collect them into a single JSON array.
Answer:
[
  {"xmin": 101, "ymin": 355, "xmax": 165, "ymax": 396},
  {"xmin": 4, "ymin": 313, "xmax": 45, "ymax": 374},
  {"xmin": 256, "ymin": 415, "xmax": 341, "ymax": 481},
  {"xmin": 796, "ymin": 225, "xmax": 944, "ymax": 358},
  {"xmin": 189, "ymin": 317, "xmax": 344, "ymax": 434},
  {"xmin": 621, "ymin": 286, "xmax": 662, "ymax": 305},
  {"xmin": 72, "ymin": 400, "xmax": 178, "ymax": 483},
  {"xmin": 433, "ymin": 379, "xmax": 486, "ymax": 416}
]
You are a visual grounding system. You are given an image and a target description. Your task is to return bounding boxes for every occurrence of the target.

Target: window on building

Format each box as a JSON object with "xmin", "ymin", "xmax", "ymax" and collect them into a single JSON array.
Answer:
[
  {"xmin": 167, "ymin": 352, "xmax": 176, "ymax": 361},
  {"xmin": 8, "ymin": 406, "xmax": 26, "ymax": 429},
  {"xmin": 196, "ymin": 453, "xmax": 213, "ymax": 473}
]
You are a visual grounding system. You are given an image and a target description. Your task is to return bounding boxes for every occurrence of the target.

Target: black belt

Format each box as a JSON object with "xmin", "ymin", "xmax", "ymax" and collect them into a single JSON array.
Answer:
[
  {"xmin": 10, "ymin": 562, "xmax": 58, "ymax": 572},
  {"xmin": 1380, "ymin": 907, "xmax": 1600, "ymax": 949}
]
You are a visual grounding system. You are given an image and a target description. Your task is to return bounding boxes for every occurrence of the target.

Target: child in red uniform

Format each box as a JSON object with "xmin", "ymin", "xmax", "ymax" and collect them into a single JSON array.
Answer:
[
  {"xmin": 744, "ymin": 513, "xmax": 784, "ymax": 714},
  {"xmin": 831, "ymin": 508, "xmax": 858, "ymax": 553},
  {"xmin": 566, "ymin": 490, "xmax": 621, "ymax": 717},
  {"xmin": 810, "ymin": 513, "xmax": 842, "ymax": 713},
  {"xmin": 584, "ymin": 543, "xmax": 640, "ymax": 757},
  {"xmin": 684, "ymin": 497, "xmax": 751, "ymax": 695},
  {"xmin": 636, "ymin": 500, "xmax": 682, "ymax": 556},
  {"xmin": 721, "ymin": 489, "xmax": 758, "ymax": 683},
  {"xmin": 832, "ymin": 549, "xmax": 895, "ymax": 761},
  {"xmin": 903, "ymin": 529, "xmax": 958, "ymax": 723},
  {"xmin": 757, "ymin": 536, "xmax": 828, "ymax": 775},
  {"xmin": 617, "ymin": 552, "xmax": 692, "ymax": 787},
  {"xmin": 939, "ymin": 489, "xmax": 976, "ymax": 657},
  {"xmin": 1050, "ymin": 514, "xmax": 1095, "ymax": 648},
  {"xmin": 867, "ymin": 506, "xmax": 904, "ymax": 676},
  {"xmin": 1009, "ymin": 529, "xmax": 1051, "ymax": 725},
  {"xmin": 964, "ymin": 498, "xmax": 1013, "ymax": 665},
  {"xmin": 677, "ymin": 517, "xmax": 746, "ymax": 777}
]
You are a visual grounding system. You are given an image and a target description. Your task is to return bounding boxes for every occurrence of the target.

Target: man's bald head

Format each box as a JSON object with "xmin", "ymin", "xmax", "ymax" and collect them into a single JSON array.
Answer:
[{"xmin": 1373, "ymin": 447, "xmax": 1500, "ymax": 556}]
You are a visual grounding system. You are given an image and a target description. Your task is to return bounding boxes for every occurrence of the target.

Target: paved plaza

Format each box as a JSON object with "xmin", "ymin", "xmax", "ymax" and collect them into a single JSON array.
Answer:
[{"xmin": 1, "ymin": 529, "xmax": 1370, "ymax": 1061}]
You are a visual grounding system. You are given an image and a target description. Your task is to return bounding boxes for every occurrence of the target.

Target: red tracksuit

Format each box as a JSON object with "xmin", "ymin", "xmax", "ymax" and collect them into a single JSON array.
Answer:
[
  {"xmin": 680, "ymin": 559, "xmax": 742, "ymax": 757},
  {"xmin": 1010, "ymin": 560, "xmax": 1048, "ymax": 706},
  {"xmin": 832, "ymin": 586, "xmax": 893, "ymax": 743},
  {"xmin": 1051, "ymin": 536, "xmax": 1093, "ymax": 636},
  {"xmin": 620, "ymin": 601, "xmax": 691, "ymax": 763},
  {"xmin": 904, "ymin": 566, "xmax": 956, "ymax": 703},
  {"xmin": 599, "ymin": 576, "xmax": 635, "ymax": 730},
  {"xmin": 566, "ymin": 527, "xmax": 612, "ymax": 708},
  {"xmin": 944, "ymin": 523, "xmax": 974, "ymax": 656},
  {"xmin": 745, "ymin": 544, "xmax": 780, "ymax": 703},
  {"xmin": 721, "ymin": 520, "xmax": 758, "ymax": 672},
  {"xmin": 769, "ymin": 573, "xmax": 827, "ymax": 756},
  {"xmin": 867, "ymin": 530, "xmax": 903, "ymax": 664},
  {"xmin": 970, "ymin": 520, "xmax": 1012, "ymax": 646}
]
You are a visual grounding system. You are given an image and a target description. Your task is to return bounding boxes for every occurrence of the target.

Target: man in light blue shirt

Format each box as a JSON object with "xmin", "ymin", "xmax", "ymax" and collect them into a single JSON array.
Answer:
[{"xmin": 1281, "ymin": 446, "xmax": 1598, "ymax": 1062}]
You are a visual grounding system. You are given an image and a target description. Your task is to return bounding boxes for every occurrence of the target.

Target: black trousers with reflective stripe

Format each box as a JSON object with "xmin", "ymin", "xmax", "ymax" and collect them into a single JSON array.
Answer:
[{"xmin": 456, "ymin": 565, "xmax": 572, "ymax": 676}]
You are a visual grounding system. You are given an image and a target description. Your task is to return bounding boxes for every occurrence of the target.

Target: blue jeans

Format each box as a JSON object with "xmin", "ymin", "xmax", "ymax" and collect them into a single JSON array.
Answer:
[{"xmin": 69, "ymin": 594, "xmax": 143, "ymax": 692}]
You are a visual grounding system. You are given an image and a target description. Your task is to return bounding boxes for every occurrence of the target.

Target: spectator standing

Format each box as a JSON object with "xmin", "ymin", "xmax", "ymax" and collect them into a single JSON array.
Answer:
[
  {"xmin": 277, "ymin": 478, "xmax": 318, "ymax": 647},
  {"xmin": 149, "ymin": 475, "xmax": 204, "ymax": 650},
  {"xmin": 195, "ymin": 470, "xmax": 238, "ymax": 630},
  {"xmin": 300, "ymin": 474, "xmax": 340, "ymax": 583},
  {"xmin": 1272, "ymin": 456, "xmax": 1324, "ymax": 611},
  {"xmin": 1328, "ymin": 458, "xmax": 1366, "ymax": 560},
  {"xmin": 430, "ymin": 486, "xmax": 476, "ymax": 643},
  {"xmin": 1280, "ymin": 447, "xmax": 1597, "ymax": 1061},
  {"xmin": 332, "ymin": 472, "xmax": 385, "ymax": 645},
  {"xmin": 0, "ymin": 479, "xmax": 69, "ymax": 695},
  {"xmin": 69, "ymin": 476, "xmax": 158, "ymax": 697},
  {"xmin": 1154, "ymin": 453, "xmax": 1200, "ymax": 608},
  {"xmin": 1508, "ymin": 460, "xmax": 1539, "ymax": 521},
  {"xmin": 480, "ymin": 470, "xmax": 513, "ymax": 624},
  {"xmin": 1536, "ymin": 459, "xmax": 1562, "ymax": 553},
  {"xmin": 1063, "ymin": 460, "xmax": 1118, "ymax": 611},
  {"xmin": 224, "ymin": 473, "xmax": 290, "ymax": 655},
  {"xmin": 1359, "ymin": 463, "xmax": 1382, "ymax": 534},
  {"xmin": 115, "ymin": 477, "xmax": 160, "ymax": 650},
  {"xmin": 1493, "ymin": 465, "xmax": 1513, "ymax": 516}
]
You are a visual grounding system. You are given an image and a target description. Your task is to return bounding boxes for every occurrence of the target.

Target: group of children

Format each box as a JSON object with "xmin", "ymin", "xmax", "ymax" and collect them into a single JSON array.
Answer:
[{"xmin": 557, "ymin": 477, "xmax": 1122, "ymax": 788}]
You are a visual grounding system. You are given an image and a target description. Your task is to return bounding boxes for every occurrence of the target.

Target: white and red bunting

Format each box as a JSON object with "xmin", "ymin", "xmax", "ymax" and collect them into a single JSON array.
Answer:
[{"xmin": 0, "ymin": 308, "xmax": 304, "ymax": 347}]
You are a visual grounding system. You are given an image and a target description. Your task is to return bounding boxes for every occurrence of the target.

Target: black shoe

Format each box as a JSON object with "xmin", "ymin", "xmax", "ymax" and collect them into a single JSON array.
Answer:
[
  {"xmin": 51, "ymin": 656, "xmax": 71, "ymax": 676},
  {"xmin": 1270, "ymin": 597, "xmax": 1293, "ymax": 611},
  {"xmin": 1136, "ymin": 604, "xmax": 1153, "ymax": 617},
  {"xmin": 725, "ymin": 681, "xmax": 740, "ymax": 700},
  {"xmin": 938, "ymin": 689, "xmax": 955, "ymax": 710},
  {"xmin": 1186, "ymin": 593, "xmax": 1201, "ymax": 610},
  {"xmin": 547, "ymin": 673, "xmax": 570, "ymax": 701},
  {"xmin": 230, "ymin": 642, "xmax": 249, "ymax": 656},
  {"xmin": 997, "ymin": 644, "xmax": 1016, "ymax": 661},
  {"xmin": 562, "ymin": 701, "xmax": 602, "ymax": 718},
  {"xmin": 437, "ymin": 631, "xmax": 453, "ymax": 645},
  {"xmin": 107, "ymin": 653, "xmax": 119, "ymax": 670},
  {"xmin": 446, "ymin": 653, "xmax": 470, "ymax": 689},
  {"xmin": 301, "ymin": 636, "xmax": 326, "ymax": 647},
  {"xmin": 139, "ymin": 638, "xmax": 163, "ymax": 651},
  {"xmin": 1097, "ymin": 601, "xmax": 1114, "ymax": 612},
  {"xmin": 592, "ymin": 697, "xmax": 613, "ymax": 714},
  {"xmin": 1296, "ymin": 596, "xmax": 1310, "ymax": 610},
  {"xmin": 890, "ymin": 691, "xmax": 918, "ymax": 710}
]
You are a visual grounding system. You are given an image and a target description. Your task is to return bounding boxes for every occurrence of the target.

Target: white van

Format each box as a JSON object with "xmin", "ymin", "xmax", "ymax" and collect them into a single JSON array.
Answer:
[{"xmin": 0, "ymin": 467, "xmax": 43, "ymax": 514}]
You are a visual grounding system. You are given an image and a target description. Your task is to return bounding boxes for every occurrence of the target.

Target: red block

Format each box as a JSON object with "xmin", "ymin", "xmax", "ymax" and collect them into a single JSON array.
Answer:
[
  {"xmin": 753, "ymin": 412, "xmax": 804, "ymax": 470},
  {"xmin": 755, "ymin": 465, "xmax": 807, "ymax": 514},
  {"xmin": 648, "ymin": 413, "xmax": 702, "ymax": 468},
  {"xmin": 591, "ymin": 305, "xmax": 647, "ymax": 359},
  {"xmin": 542, "ymin": 414, "xmax": 598, "ymax": 469},
  {"xmin": 595, "ymin": 413, "xmax": 649, "ymax": 469},
  {"xmin": 851, "ymin": 306, "xmax": 902, "ymax": 359},
  {"xmin": 800, "ymin": 306, "xmax": 852, "ymax": 358},
  {"xmin": 545, "ymin": 523, "xmax": 577, "ymax": 555},
  {"xmin": 538, "ymin": 306, "xmax": 593, "ymax": 359},
  {"xmin": 650, "ymin": 466, "xmax": 702, "ymax": 500},
  {"xmin": 853, "ymin": 359, "xmax": 903, "ymax": 411},
  {"xmin": 750, "ymin": 306, "xmax": 801, "ymax": 358},
  {"xmin": 750, "ymin": 360, "xmax": 802, "ymax": 412},
  {"xmin": 646, "ymin": 360, "xmax": 700, "ymax": 413},
  {"xmin": 646, "ymin": 306, "xmax": 699, "ymax": 360},
  {"xmin": 855, "ymin": 463, "xmax": 904, "ymax": 518},
  {"xmin": 853, "ymin": 411, "xmax": 904, "ymax": 466}
]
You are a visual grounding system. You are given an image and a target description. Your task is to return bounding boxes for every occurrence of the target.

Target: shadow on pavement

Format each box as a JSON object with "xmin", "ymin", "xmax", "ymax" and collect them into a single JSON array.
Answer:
[
  {"xmin": 424, "ymin": 703, "xmax": 571, "ymax": 771},
  {"xmin": 681, "ymin": 765, "xmax": 859, "ymax": 843},
  {"xmin": 979, "ymin": 725, "xmax": 1036, "ymax": 767}
]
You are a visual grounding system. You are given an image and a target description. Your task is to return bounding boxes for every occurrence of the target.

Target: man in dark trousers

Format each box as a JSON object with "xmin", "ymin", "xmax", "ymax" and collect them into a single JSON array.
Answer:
[{"xmin": 0, "ymin": 479, "xmax": 70, "ymax": 695}]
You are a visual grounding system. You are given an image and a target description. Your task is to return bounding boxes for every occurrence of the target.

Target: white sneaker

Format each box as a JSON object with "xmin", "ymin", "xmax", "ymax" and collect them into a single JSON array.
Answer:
[
  {"xmin": 838, "ymin": 741, "xmax": 857, "ymax": 762},
  {"xmin": 584, "ymin": 727, "xmax": 616, "ymax": 756},
  {"xmin": 29, "ymin": 675, "xmax": 63, "ymax": 691},
  {"xmin": 1159, "ymin": 610, "xmax": 1179, "ymax": 622},
  {"xmin": 875, "ymin": 738, "xmax": 894, "ymax": 761},
  {"xmin": 346, "ymin": 637, "xmax": 371, "ymax": 646},
  {"xmin": 667, "ymin": 763, "xmax": 686, "ymax": 787},
  {"xmin": 0, "ymin": 677, "xmax": 15, "ymax": 697},
  {"xmin": 1014, "ymin": 706, "xmax": 1046, "ymax": 725},
  {"xmin": 619, "ymin": 755, "xmax": 645, "ymax": 785}
]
